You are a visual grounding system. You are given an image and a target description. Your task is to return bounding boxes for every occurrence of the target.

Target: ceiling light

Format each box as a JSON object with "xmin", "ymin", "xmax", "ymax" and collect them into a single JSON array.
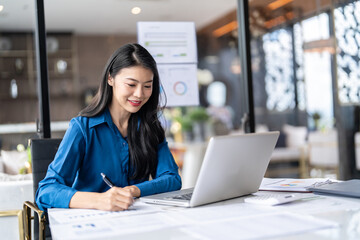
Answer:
[
  {"xmin": 267, "ymin": 0, "xmax": 293, "ymax": 11},
  {"xmin": 131, "ymin": 7, "xmax": 141, "ymax": 15},
  {"xmin": 0, "ymin": 5, "xmax": 4, "ymax": 12},
  {"xmin": 212, "ymin": 21, "xmax": 238, "ymax": 38}
]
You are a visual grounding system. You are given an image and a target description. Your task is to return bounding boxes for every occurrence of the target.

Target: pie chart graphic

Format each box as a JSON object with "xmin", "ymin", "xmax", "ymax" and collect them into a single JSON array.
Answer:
[{"xmin": 173, "ymin": 81, "xmax": 187, "ymax": 95}]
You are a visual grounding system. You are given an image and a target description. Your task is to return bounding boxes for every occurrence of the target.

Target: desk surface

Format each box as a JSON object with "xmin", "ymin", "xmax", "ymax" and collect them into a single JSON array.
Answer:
[{"xmin": 48, "ymin": 190, "xmax": 360, "ymax": 240}]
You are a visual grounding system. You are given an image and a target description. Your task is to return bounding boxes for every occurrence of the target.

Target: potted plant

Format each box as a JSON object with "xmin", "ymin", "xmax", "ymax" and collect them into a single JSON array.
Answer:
[
  {"xmin": 312, "ymin": 112, "xmax": 321, "ymax": 131},
  {"xmin": 174, "ymin": 116, "xmax": 194, "ymax": 142}
]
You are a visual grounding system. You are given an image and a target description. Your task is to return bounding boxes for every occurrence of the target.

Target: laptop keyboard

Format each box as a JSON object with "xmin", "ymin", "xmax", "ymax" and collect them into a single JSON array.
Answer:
[{"xmin": 172, "ymin": 192, "xmax": 193, "ymax": 200}]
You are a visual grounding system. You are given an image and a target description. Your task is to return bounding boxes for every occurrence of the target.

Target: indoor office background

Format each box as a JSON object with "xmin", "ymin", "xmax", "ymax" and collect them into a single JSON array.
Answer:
[{"xmin": 1, "ymin": 0, "xmax": 360, "ymax": 185}]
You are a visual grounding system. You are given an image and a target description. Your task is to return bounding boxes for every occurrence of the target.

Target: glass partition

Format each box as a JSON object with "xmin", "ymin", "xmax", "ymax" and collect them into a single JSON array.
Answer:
[
  {"xmin": 248, "ymin": 0, "xmax": 360, "ymax": 179},
  {"xmin": 42, "ymin": 0, "xmax": 239, "ymax": 142},
  {"xmin": 0, "ymin": 1, "xmax": 38, "ymax": 151},
  {"xmin": 40, "ymin": 0, "xmax": 239, "ymax": 186},
  {"xmin": 0, "ymin": 2, "xmax": 38, "ymax": 238}
]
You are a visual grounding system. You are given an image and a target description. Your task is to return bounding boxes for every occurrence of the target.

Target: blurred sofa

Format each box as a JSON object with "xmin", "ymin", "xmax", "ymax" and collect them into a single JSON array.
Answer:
[
  {"xmin": 265, "ymin": 124, "xmax": 308, "ymax": 178},
  {"xmin": 0, "ymin": 151, "xmax": 34, "ymax": 240}
]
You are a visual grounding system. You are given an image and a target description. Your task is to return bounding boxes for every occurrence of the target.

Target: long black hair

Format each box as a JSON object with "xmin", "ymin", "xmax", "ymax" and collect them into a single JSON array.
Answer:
[{"xmin": 79, "ymin": 43, "xmax": 165, "ymax": 181}]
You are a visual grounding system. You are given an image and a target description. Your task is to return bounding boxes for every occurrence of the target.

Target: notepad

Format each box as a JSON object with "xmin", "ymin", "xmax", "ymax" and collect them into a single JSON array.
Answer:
[
  {"xmin": 308, "ymin": 179, "xmax": 360, "ymax": 198},
  {"xmin": 259, "ymin": 178, "xmax": 335, "ymax": 192}
]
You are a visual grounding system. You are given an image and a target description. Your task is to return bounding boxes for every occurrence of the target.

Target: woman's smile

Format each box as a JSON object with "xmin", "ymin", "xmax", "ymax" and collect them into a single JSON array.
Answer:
[{"xmin": 128, "ymin": 99, "xmax": 142, "ymax": 106}]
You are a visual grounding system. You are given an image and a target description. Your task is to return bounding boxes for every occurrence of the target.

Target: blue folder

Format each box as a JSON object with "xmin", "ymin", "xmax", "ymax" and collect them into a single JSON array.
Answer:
[{"xmin": 308, "ymin": 179, "xmax": 360, "ymax": 198}]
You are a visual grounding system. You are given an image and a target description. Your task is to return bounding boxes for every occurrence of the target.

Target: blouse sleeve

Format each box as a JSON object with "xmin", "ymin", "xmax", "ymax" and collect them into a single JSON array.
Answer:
[
  {"xmin": 135, "ymin": 140, "xmax": 182, "ymax": 196},
  {"xmin": 35, "ymin": 119, "xmax": 86, "ymax": 210}
]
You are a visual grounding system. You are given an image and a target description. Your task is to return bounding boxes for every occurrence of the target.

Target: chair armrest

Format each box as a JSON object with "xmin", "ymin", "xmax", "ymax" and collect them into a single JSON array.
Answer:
[
  {"xmin": 23, "ymin": 201, "xmax": 43, "ymax": 217},
  {"xmin": 0, "ymin": 209, "xmax": 24, "ymax": 240},
  {"xmin": 23, "ymin": 201, "xmax": 45, "ymax": 240}
]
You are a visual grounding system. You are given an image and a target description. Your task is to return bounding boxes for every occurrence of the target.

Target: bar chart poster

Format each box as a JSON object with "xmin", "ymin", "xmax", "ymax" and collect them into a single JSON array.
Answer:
[
  {"xmin": 137, "ymin": 21, "xmax": 199, "ymax": 106},
  {"xmin": 158, "ymin": 64, "xmax": 199, "ymax": 107},
  {"xmin": 137, "ymin": 22, "xmax": 197, "ymax": 64}
]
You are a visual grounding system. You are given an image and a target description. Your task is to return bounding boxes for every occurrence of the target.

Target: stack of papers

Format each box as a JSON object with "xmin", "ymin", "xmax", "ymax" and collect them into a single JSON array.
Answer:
[
  {"xmin": 260, "ymin": 178, "xmax": 335, "ymax": 192},
  {"xmin": 48, "ymin": 200, "xmax": 338, "ymax": 240}
]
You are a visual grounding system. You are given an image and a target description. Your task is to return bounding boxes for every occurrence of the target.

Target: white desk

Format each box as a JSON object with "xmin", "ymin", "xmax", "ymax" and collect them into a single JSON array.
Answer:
[{"xmin": 48, "ymin": 191, "xmax": 360, "ymax": 240}]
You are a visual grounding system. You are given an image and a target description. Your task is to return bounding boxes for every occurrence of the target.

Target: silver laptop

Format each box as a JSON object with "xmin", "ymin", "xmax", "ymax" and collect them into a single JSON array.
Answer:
[{"xmin": 141, "ymin": 131, "xmax": 280, "ymax": 207}]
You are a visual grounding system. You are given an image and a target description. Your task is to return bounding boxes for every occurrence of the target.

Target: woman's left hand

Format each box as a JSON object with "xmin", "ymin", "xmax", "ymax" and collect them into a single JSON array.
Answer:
[{"xmin": 123, "ymin": 185, "xmax": 141, "ymax": 198}]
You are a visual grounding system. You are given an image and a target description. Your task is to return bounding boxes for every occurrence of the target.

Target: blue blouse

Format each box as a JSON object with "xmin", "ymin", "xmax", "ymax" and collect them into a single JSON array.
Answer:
[{"xmin": 35, "ymin": 108, "xmax": 181, "ymax": 210}]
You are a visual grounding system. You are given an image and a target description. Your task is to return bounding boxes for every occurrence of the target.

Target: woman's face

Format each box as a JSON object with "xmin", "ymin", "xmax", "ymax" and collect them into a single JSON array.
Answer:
[{"xmin": 108, "ymin": 65, "xmax": 153, "ymax": 114}]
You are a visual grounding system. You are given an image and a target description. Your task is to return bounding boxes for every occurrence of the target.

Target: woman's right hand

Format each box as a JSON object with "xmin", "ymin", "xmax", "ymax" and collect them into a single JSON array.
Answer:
[
  {"xmin": 69, "ymin": 188, "xmax": 135, "ymax": 211},
  {"xmin": 96, "ymin": 187, "xmax": 135, "ymax": 211}
]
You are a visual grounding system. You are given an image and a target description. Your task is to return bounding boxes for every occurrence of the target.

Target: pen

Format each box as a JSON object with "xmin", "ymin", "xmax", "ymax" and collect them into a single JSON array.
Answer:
[{"xmin": 101, "ymin": 173, "xmax": 115, "ymax": 188}]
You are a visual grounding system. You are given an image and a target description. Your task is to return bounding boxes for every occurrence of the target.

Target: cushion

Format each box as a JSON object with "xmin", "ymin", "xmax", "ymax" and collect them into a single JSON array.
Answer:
[
  {"xmin": 0, "ymin": 172, "xmax": 32, "ymax": 181},
  {"xmin": 282, "ymin": 124, "xmax": 308, "ymax": 148},
  {"xmin": 0, "ymin": 150, "xmax": 29, "ymax": 175},
  {"xmin": 0, "ymin": 156, "xmax": 4, "ymax": 173}
]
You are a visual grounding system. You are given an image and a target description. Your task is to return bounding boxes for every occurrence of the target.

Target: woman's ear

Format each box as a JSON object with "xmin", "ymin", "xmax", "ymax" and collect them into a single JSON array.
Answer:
[{"xmin": 108, "ymin": 74, "xmax": 114, "ymax": 86}]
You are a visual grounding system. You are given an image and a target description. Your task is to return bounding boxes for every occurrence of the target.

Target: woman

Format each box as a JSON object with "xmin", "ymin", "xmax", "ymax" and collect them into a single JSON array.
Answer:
[{"xmin": 36, "ymin": 43, "xmax": 182, "ymax": 211}]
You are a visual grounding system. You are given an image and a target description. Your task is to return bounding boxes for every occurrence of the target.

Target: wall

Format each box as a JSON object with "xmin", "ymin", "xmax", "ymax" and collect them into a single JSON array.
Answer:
[
  {"xmin": 76, "ymin": 35, "xmax": 137, "ymax": 93},
  {"xmin": 51, "ymin": 34, "xmax": 137, "ymax": 121},
  {"xmin": 0, "ymin": 34, "xmax": 137, "ymax": 149}
]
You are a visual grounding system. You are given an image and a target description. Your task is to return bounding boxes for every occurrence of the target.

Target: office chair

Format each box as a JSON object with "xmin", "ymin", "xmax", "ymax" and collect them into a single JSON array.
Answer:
[{"xmin": 23, "ymin": 138, "xmax": 62, "ymax": 240}]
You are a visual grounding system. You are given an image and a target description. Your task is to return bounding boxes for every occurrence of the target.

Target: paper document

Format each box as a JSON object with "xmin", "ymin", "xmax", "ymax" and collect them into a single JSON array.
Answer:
[
  {"xmin": 48, "ymin": 196, "xmax": 341, "ymax": 240},
  {"xmin": 260, "ymin": 178, "xmax": 335, "ymax": 192},
  {"xmin": 157, "ymin": 64, "xmax": 199, "ymax": 106},
  {"xmin": 50, "ymin": 212, "xmax": 178, "ymax": 240},
  {"xmin": 137, "ymin": 21, "xmax": 199, "ymax": 107},
  {"xmin": 48, "ymin": 200, "xmax": 159, "ymax": 224},
  {"xmin": 137, "ymin": 21, "xmax": 197, "ymax": 64},
  {"xmin": 181, "ymin": 212, "xmax": 337, "ymax": 240}
]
